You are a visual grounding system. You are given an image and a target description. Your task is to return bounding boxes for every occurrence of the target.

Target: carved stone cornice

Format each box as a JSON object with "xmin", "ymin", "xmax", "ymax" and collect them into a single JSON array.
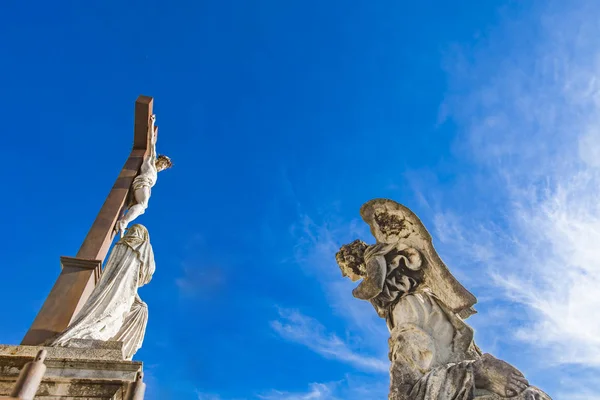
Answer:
[{"xmin": 60, "ymin": 256, "xmax": 102, "ymax": 285}]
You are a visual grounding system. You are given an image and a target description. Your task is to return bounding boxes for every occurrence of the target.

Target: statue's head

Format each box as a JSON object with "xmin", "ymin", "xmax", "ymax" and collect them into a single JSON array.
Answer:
[
  {"xmin": 336, "ymin": 239, "xmax": 368, "ymax": 282},
  {"xmin": 155, "ymin": 155, "xmax": 173, "ymax": 172},
  {"xmin": 125, "ymin": 224, "xmax": 149, "ymax": 241}
]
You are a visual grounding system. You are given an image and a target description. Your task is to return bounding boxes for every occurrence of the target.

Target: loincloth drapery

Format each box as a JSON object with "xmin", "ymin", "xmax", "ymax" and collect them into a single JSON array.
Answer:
[
  {"xmin": 132, "ymin": 175, "xmax": 155, "ymax": 191},
  {"xmin": 125, "ymin": 175, "xmax": 156, "ymax": 209}
]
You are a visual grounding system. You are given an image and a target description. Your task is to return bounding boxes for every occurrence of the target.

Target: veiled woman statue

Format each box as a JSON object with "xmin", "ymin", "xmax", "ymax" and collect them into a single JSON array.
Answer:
[
  {"xmin": 48, "ymin": 224, "xmax": 155, "ymax": 360},
  {"xmin": 336, "ymin": 199, "xmax": 552, "ymax": 400}
]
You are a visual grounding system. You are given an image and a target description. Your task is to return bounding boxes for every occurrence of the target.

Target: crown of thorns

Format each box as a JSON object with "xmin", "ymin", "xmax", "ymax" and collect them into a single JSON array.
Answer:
[{"xmin": 155, "ymin": 155, "xmax": 173, "ymax": 169}]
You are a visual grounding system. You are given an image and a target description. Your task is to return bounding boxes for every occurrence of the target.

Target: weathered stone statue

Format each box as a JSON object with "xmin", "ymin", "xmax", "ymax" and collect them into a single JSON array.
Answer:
[
  {"xmin": 48, "ymin": 224, "xmax": 156, "ymax": 360},
  {"xmin": 116, "ymin": 114, "xmax": 172, "ymax": 238},
  {"xmin": 335, "ymin": 199, "xmax": 552, "ymax": 400}
]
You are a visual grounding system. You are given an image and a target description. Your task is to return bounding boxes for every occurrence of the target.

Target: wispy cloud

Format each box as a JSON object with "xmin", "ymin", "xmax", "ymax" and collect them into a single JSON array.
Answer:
[
  {"xmin": 176, "ymin": 265, "xmax": 225, "ymax": 298},
  {"xmin": 289, "ymin": 212, "xmax": 389, "ymax": 348},
  {"xmin": 195, "ymin": 391, "xmax": 248, "ymax": 400},
  {"xmin": 196, "ymin": 393, "xmax": 223, "ymax": 400},
  {"xmin": 558, "ymin": 394, "xmax": 600, "ymax": 400},
  {"xmin": 259, "ymin": 376, "xmax": 388, "ymax": 400},
  {"xmin": 437, "ymin": 0, "xmax": 600, "ymax": 372},
  {"xmin": 258, "ymin": 382, "xmax": 338, "ymax": 400},
  {"xmin": 270, "ymin": 308, "xmax": 388, "ymax": 373}
]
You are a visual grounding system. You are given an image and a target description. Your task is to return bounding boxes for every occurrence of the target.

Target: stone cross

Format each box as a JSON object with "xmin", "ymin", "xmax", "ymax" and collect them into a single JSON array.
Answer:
[{"xmin": 21, "ymin": 96, "xmax": 156, "ymax": 346}]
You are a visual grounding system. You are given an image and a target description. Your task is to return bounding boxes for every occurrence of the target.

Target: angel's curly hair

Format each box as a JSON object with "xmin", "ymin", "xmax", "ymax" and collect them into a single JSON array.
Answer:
[{"xmin": 335, "ymin": 239, "xmax": 368, "ymax": 277}]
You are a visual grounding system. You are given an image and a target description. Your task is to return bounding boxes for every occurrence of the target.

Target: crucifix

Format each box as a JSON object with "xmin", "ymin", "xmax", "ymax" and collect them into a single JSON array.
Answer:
[{"xmin": 22, "ymin": 95, "xmax": 163, "ymax": 346}]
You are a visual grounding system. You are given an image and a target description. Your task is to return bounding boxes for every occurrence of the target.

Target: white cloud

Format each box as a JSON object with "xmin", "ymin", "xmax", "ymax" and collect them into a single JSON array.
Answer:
[
  {"xmin": 176, "ymin": 265, "xmax": 225, "ymax": 298},
  {"xmin": 258, "ymin": 382, "xmax": 338, "ymax": 400},
  {"xmin": 437, "ymin": 0, "xmax": 600, "ymax": 370},
  {"xmin": 196, "ymin": 393, "xmax": 222, "ymax": 400},
  {"xmin": 259, "ymin": 376, "xmax": 388, "ymax": 400},
  {"xmin": 270, "ymin": 308, "xmax": 388, "ymax": 373},
  {"xmin": 289, "ymin": 213, "xmax": 389, "ymax": 348},
  {"xmin": 559, "ymin": 394, "xmax": 600, "ymax": 400}
]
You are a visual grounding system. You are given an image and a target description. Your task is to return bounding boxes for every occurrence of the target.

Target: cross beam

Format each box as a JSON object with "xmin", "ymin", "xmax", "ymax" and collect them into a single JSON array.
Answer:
[{"xmin": 21, "ymin": 95, "xmax": 155, "ymax": 345}]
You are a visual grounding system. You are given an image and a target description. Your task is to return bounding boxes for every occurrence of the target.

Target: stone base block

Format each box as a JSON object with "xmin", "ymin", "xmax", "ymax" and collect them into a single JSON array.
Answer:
[{"xmin": 0, "ymin": 341, "xmax": 141, "ymax": 399}]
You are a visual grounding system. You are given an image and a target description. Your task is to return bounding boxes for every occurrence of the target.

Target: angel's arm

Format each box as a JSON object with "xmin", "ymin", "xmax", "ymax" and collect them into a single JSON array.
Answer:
[{"xmin": 352, "ymin": 253, "xmax": 386, "ymax": 300}]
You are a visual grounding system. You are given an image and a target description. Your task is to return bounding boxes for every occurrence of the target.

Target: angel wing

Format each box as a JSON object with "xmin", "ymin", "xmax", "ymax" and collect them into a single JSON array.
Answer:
[{"xmin": 359, "ymin": 199, "xmax": 478, "ymax": 317}]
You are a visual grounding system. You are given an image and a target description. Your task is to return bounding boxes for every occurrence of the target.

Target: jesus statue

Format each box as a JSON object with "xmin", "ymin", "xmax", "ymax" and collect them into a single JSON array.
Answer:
[{"xmin": 116, "ymin": 114, "xmax": 172, "ymax": 237}]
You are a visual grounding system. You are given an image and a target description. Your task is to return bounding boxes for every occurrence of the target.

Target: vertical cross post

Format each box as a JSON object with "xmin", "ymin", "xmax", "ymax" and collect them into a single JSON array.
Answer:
[{"xmin": 21, "ymin": 96, "xmax": 154, "ymax": 345}]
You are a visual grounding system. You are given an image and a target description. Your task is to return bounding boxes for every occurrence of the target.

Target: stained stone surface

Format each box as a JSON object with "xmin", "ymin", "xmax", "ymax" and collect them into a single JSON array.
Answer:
[
  {"xmin": 336, "ymin": 199, "xmax": 553, "ymax": 400},
  {"xmin": 0, "ymin": 340, "xmax": 141, "ymax": 399}
]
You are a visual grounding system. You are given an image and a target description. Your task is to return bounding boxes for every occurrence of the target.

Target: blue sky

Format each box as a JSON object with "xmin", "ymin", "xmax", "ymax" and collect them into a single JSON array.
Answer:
[{"xmin": 1, "ymin": 1, "xmax": 599, "ymax": 399}]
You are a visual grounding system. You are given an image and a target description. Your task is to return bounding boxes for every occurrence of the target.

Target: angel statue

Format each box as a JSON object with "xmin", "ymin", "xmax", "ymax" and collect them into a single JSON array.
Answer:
[
  {"xmin": 48, "ymin": 224, "xmax": 155, "ymax": 360},
  {"xmin": 335, "ymin": 199, "xmax": 552, "ymax": 400},
  {"xmin": 116, "ymin": 114, "xmax": 172, "ymax": 237}
]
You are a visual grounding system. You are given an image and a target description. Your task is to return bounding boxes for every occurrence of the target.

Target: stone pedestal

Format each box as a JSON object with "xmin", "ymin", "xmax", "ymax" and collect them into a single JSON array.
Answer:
[{"xmin": 0, "ymin": 340, "xmax": 141, "ymax": 399}]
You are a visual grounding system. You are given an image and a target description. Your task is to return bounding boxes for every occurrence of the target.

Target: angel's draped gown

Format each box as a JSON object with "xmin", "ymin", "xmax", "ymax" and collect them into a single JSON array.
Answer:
[
  {"xmin": 361, "ymin": 243, "xmax": 549, "ymax": 400},
  {"xmin": 49, "ymin": 224, "xmax": 155, "ymax": 360}
]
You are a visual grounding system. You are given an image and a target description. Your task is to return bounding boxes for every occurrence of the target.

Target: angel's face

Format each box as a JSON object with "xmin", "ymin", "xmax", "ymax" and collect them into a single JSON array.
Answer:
[{"xmin": 344, "ymin": 269, "xmax": 362, "ymax": 282}]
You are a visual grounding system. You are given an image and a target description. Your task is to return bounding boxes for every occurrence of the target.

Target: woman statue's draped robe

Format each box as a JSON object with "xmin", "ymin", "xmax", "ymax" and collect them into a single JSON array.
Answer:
[{"xmin": 49, "ymin": 224, "xmax": 155, "ymax": 360}]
